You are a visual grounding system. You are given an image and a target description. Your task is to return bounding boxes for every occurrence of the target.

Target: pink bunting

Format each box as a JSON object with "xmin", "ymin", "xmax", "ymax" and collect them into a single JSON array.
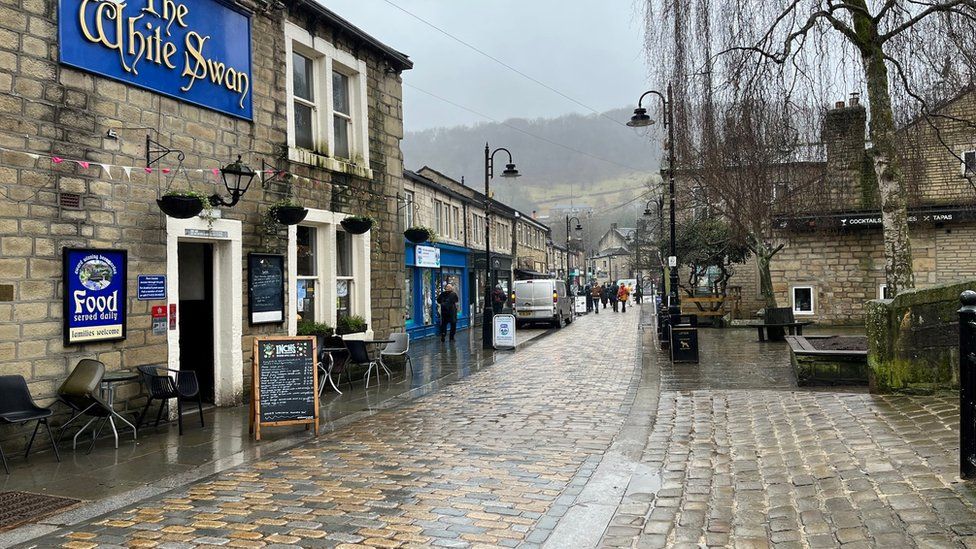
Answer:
[
  {"xmin": 52, "ymin": 157, "xmax": 63, "ymax": 164},
  {"xmin": 144, "ymin": 167, "xmax": 153, "ymax": 174},
  {"xmin": 162, "ymin": 168, "xmax": 171, "ymax": 174},
  {"xmin": 211, "ymin": 168, "xmax": 220, "ymax": 177},
  {"xmin": 76, "ymin": 161, "xmax": 90, "ymax": 169}
]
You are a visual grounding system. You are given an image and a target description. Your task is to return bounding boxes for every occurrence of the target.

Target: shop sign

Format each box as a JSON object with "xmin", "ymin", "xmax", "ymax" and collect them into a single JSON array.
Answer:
[
  {"xmin": 185, "ymin": 228, "xmax": 229, "ymax": 238},
  {"xmin": 492, "ymin": 314, "xmax": 516, "ymax": 350},
  {"xmin": 63, "ymin": 248, "xmax": 127, "ymax": 345},
  {"xmin": 137, "ymin": 275, "xmax": 166, "ymax": 301},
  {"xmin": 59, "ymin": 0, "xmax": 253, "ymax": 120},
  {"xmin": 416, "ymin": 245, "xmax": 441, "ymax": 268},
  {"xmin": 248, "ymin": 254, "xmax": 283, "ymax": 325}
]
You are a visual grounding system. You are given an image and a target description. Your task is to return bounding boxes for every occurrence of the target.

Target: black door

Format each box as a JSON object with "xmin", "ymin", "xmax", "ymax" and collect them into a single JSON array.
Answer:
[{"xmin": 178, "ymin": 242, "xmax": 215, "ymax": 403}]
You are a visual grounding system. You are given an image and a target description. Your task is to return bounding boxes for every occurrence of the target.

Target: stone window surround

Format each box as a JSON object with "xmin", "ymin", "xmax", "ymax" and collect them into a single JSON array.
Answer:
[
  {"xmin": 287, "ymin": 208, "xmax": 373, "ymax": 340},
  {"xmin": 791, "ymin": 285, "xmax": 815, "ymax": 316},
  {"xmin": 284, "ymin": 21, "xmax": 371, "ymax": 178}
]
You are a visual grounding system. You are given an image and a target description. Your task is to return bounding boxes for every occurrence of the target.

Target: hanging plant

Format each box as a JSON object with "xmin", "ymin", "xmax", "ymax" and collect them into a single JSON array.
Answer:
[
  {"xmin": 340, "ymin": 215, "xmax": 375, "ymax": 235},
  {"xmin": 404, "ymin": 226, "xmax": 436, "ymax": 244},
  {"xmin": 269, "ymin": 198, "xmax": 308, "ymax": 226},
  {"xmin": 157, "ymin": 190, "xmax": 205, "ymax": 219}
]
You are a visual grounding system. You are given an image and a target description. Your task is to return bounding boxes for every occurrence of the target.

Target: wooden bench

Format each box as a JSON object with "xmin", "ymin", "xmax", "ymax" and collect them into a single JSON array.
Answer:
[
  {"xmin": 680, "ymin": 296, "xmax": 729, "ymax": 317},
  {"xmin": 757, "ymin": 307, "xmax": 813, "ymax": 342}
]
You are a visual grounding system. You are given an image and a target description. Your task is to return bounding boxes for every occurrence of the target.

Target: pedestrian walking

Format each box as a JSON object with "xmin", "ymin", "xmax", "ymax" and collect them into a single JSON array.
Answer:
[
  {"xmin": 609, "ymin": 281, "xmax": 619, "ymax": 312},
  {"xmin": 618, "ymin": 282, "xmax": 630, "ymax": 313},
  {"xmin": 590, "ymin": 283, "xmax": 601, "ymax": 314},
  {"xmin": 437, "ymin": 284, "xmax": 459, "ymax": 342},
  {"xmin": 491, "ymin": 284, "xmax": 507, "ymax": 314},
  {"xmin": 635, "ymin": 286, "xmax": 643, "ymax": 304},
  {"xmin": 584, "ymin": 283, "xmax": 593, "ymax": 312},
  {"xmin": 601, "ymin": 283, "xmax": 610, "ymax": 310}
]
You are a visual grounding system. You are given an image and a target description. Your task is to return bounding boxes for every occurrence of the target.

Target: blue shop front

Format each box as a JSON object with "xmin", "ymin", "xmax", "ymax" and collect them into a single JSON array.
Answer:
[{"xmin": 404, "ymin": 243, "xmax": 471, "ymax": 340}]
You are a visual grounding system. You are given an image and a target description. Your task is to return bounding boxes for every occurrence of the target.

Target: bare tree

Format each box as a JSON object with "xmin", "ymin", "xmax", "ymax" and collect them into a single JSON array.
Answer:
[{"xmin": 642, "ymin": 0, "xmax": 976, "ymax": 294}]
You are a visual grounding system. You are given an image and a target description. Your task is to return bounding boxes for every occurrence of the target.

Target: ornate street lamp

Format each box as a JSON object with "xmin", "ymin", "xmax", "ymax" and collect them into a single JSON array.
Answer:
[
  {"xmin": 483, "ymin": 143, "xmax": 520, "ymax": 349},
  {"xmin": 565, "ymin": 215, "xmax": 582, "ymax": 288},
  {"xmin": 210, "ymin": 155, "xmax": 257, "ymax": 207}
]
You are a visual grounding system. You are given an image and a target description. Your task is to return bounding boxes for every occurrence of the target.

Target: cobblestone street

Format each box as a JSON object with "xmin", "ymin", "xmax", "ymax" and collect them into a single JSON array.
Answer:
[
  {"xmin": 26, "ymin": 310, "xmax": 640, "ymax": 548},
  {"xmin": 600, "ymin": 326, "xmax": 976, "ymax": 549}
]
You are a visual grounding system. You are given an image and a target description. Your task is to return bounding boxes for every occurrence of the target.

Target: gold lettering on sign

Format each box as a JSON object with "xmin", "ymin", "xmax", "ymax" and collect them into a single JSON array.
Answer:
[{"xmin": 75, "ymin": 0, "xmax": 249, "ymax": 110}]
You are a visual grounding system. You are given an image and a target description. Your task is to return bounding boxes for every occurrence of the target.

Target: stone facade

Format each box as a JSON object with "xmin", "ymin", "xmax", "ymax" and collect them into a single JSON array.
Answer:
[{"xmin": 0, "ymin": 0, "xmax": 411, "ymax": 443}]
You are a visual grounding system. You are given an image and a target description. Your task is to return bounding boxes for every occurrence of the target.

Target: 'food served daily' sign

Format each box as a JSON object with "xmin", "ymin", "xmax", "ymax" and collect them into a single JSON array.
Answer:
[
  {"xmin": 63, "ymin": 248, "xmax": 128, "ymax": 345},
  {"xmin": 59, "ymin": 0, "xmax": 253, "ymax": 120}
]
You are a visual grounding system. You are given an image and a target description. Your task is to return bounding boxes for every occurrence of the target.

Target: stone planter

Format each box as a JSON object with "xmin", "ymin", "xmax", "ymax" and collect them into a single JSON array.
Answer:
[
  {"xmin": 274, "ymin": 205, "xmax": 308, "ymax": 226},
  {"xmin": 340, "ymin": 218, "xmax": 373, "ymax": 235},
  {"xmin": 787, "ymin": 335, "xmax": 869, "ymax": 386},
  {"xmin": 157, "ymin": 195, "xmax": 203, "ymax": 219}
]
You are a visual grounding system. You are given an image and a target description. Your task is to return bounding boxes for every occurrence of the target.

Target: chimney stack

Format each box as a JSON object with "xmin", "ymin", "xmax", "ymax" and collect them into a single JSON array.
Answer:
[{"xmin": 823, "ymin": 96, "xmax": 869, "ymax": 205}]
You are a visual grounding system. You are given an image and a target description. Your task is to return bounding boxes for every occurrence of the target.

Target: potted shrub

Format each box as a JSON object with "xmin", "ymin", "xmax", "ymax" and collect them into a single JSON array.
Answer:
[
  {"xmin": 404, "ymin": 226, "xmax": 436, "ymax": 244},
  {"xmin": 157, "ymin": 190, "xmax": 206, "ymax": 219},
  {"xmin": 270, "ymin": 199, "xmax": 308, "ymax": 226},
  {"xmin": 335, "ymin": 315, "xmax": 368, "ymax": 335},
  {"xmin": 340, "ymin": 215, "xmax": 375, "ymax": 235},
  {"xmin": 296, "ymin": 320, "xmax": 333, "ymax": 338}
]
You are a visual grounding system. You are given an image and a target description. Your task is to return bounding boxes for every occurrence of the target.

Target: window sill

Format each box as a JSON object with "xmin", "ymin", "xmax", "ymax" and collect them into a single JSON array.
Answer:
[{"xmin": 288, "ymin": 147, "xmax": 373, "ymax": 180}]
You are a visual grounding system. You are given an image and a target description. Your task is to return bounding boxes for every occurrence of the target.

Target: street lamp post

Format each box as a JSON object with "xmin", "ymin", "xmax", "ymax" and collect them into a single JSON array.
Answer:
[
  {"xmin": 565, "ymin": 215, "xmax": 582, "ymax": 289},
  {"xmin": 629, "ymin": 83, "xmax": 679, "ymax": 329},
  {"xmin": 483, "ymin": 143, "xmax": 520, "ymax": 349}
]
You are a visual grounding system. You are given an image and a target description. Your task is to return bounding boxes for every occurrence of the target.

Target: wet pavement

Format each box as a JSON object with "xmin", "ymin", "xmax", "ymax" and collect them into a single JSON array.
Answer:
[
  {"xmin": 0, "ymin": 325, "xmax": 548, "ymax": 545},
  {"xmin": 599, "ymin": 316, "xmax": 976, "ymax": 548},
  {"xmin": 18, "ymin": 310, "xmax": 639, "ymax": 548}
]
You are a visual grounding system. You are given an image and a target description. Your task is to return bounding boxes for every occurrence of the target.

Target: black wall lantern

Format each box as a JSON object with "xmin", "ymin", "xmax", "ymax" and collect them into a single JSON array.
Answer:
[{"xmin": 210, "ymin": 155, "xmax": 256, "ymax": 207}]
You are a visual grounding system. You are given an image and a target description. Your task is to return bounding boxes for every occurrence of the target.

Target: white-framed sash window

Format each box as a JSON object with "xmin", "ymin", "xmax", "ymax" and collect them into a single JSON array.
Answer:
[{"xmin": 792, "ymin": 286, "xmax": 815, "ymax": 315}]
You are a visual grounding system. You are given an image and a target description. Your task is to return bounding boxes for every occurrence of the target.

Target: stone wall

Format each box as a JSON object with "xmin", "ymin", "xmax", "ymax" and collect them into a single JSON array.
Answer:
[
  {"xmin": 866, "ymin": 279, "xmax": 976, "ymax": 393},
  {"xmin": 0, "ymin": 0, "xmax": 408, "ymax": 449}
]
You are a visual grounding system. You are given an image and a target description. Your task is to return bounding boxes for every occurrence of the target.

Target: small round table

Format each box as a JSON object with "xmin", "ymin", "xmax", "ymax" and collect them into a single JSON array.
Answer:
[{"xmin": 99, "ymin": 371, "xmax": 139, "ymax": 447}]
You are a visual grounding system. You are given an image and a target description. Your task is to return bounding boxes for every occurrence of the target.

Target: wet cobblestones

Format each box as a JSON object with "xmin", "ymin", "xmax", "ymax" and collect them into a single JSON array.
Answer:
[
  {"xmin": 602, "ymin": 325, "xmax": 976, "ymax": 548},
  {"xmin": 31, "ymin": 309, "xmax": 640, "ymax": 548}
]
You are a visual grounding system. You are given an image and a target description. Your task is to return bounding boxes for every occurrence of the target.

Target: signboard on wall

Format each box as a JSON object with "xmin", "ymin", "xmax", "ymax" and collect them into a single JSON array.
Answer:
[
  {"xmin": 248, "ymin": 254, "xmax": 284, "ymax": 325},
  {"xmin": 58, "ymin": 0, "xmax": 254, "ymax": 120},
  {"xmin": 137, "ymin": 275, "xmax": 166, "ymax": 301},
  {"xmin": 63, "ymin": 248, "xmax": 127, "ymax": 345},
  {"xmin": 416, "ymin": 245, "xmax": 441, "ymax": 268}
]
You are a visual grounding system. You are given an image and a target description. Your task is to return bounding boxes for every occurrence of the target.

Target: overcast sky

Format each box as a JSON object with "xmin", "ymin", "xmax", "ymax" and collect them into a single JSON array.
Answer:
[{"xmin": 321, "ymin": 0, "xmax": 650, "ymax": 132}]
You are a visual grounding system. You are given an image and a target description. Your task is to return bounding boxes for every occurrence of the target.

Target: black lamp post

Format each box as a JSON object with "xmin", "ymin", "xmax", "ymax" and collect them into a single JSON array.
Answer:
[
  {"xmin": 565, "ymin": 215, "xmax": 582, "ymax": 289},
  {"xmin": 210, "ymin": 155, "xmax": 257, "ymax": 207},
  {"xmin": 629, "ymin": 83, "xmax": 679, "ymax": 325},
  {"xmin": 483, "ymin": 143, "xmax": 520, "ymax": 349}
]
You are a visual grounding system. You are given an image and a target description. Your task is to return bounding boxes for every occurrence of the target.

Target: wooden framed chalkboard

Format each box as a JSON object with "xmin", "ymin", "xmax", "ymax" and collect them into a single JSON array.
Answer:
[
  {"xmin": 249, "ymin": 336, "xmax": 319, "ymax": 440},
  {"xmin": 248, "ymin": 253, "xmax": 284, "ymax": 325}
]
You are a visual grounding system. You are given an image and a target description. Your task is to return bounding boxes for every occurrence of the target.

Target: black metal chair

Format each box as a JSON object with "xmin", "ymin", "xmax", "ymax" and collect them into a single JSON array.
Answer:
[
  {"xmin": 56, "ymin": 359, "xmax": 118, "ymax": 453},
  {"xmin": 0, "ymin": 375, "xmax": 60, "ymax": 473},
  {"xmin": 344, "ymin": 339, "xmax": 387, "ymax": 388},
  {"xmin": 136, "ymin": 366, "xmax": 204, "ymax": 435},
  {"xmin": 323, "ymin": 335, "xmax": 351, "ymax": 389}
]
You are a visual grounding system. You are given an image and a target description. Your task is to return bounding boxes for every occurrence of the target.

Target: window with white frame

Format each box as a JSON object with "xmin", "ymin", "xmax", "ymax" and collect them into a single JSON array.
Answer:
[
  {"xmin": 434, "ymin": 201, "xmax": 443, "ymax": 236},
  {"xmin": 336, "ymin": 230, "xmax": 354, "ymax": 318},
  {"xmin": 403, "ymin": 191, "xmax": 414, "ymax": 228},
  {"xmin": 296, "ymin": 225, "xmax": 317, "ymax": 321},
  {"xmin": 962, "ymin": 150, "xmax": 976, "ymax": 176},
  {"xmin": 285, "ymin": 22, "xmax": 369, "ymax": 167},
  {"xmin": 879, "ymin": 284, "xmax": 893, "ymax": 300},
  {"xmin": 792, "ymin": 286, "xmax": 815, "ymax": 315},
  {"xmin": 453, "ymin": 206, "xmax": 461, "ymax": 240}
]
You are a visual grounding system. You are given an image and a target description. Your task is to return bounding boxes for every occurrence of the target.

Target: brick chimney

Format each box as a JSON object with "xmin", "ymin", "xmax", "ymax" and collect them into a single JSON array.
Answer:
[
  {"xmin": 822, "ymin": 94, "xmax": 871, "ymax": 207},
  {"xmin": 610, "ymin": 222, "xmax": 618, "ymax": 231}
]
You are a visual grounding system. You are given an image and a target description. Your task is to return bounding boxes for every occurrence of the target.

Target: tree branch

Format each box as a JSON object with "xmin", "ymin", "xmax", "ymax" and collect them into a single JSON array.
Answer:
[{"xmin": 881, "ymin": 0, "xmax": 976, "ymax": 41}]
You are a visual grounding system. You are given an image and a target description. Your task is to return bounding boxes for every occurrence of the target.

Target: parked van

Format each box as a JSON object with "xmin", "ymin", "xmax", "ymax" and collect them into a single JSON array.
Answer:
[{"xmin": 513, "ymin": 279, "xmax": 573, "ymax": 328}]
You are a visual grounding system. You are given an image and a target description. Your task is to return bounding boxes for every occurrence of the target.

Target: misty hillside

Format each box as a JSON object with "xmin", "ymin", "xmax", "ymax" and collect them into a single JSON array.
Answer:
[{"xmin": 402, "ymin": 107, "xmax": 662, "ymax": 216}]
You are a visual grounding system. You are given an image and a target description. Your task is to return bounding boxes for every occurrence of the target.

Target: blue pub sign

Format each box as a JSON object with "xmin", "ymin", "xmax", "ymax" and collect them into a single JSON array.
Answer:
[
  {"xmin": 63, "ymin": 248, "xmax": 128, "ymax": 346},
  {"xmin": 58, "ymin": 0, "xmax": 253, "ymax": 120}
]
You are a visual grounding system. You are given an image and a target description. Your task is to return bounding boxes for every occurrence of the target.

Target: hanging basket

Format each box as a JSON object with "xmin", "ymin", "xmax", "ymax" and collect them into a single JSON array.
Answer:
[
  {"xmin": 274, "ymin": 205, "xmax": 308, "ymax": 226},
  {"xmin": 157, "ymin": 195, "xmax": 204, "ymax": 219},
  {"xmin": 404, "ymin": 227, "xmax": 431, "ymax": 244},
  {"xmin": 340, "ymin": 217, "xmax": 374, "ymax": 235}
]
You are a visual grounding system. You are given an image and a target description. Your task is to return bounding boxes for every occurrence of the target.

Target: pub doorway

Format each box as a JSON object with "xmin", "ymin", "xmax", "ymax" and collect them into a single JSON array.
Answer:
[{"xmin": 177, "ymin": 242, "xmax": 215, "ymax": 403}]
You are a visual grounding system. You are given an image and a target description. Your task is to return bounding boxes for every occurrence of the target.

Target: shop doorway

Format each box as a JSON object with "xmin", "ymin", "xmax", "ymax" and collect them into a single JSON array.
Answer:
[{"xmin": 177, "ymin": 242, "xmax": 215, "ymax": 403}]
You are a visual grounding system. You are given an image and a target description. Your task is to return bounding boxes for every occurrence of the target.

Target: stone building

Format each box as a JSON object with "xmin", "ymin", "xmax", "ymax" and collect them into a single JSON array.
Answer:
[
  {"xmin": 514, "ymin": 213, "xmax": 549, "ymax": 277},
  {"xmin": 590, "ymin": 224, "xmax": 635, "ymax": 283},
  {"xmin": 0, "ymin": 0, "xmax": 411, "ymax": 433},
  {"xmin": 693, "ymin": 92, "xmax": 976, "ymax": 323}
]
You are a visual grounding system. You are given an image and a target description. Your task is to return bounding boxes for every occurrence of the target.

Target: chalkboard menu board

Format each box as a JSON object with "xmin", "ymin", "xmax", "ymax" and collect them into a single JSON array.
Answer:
[
  {"xmin": 250, "ymin": 336, "xmax": 319, "ymax": 440},
  {"xmin": 248, "ymin": 254, "xmax": 284, "ymax": 325}
]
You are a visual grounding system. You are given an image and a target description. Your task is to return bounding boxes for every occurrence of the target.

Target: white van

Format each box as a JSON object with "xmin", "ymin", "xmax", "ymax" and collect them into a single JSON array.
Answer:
[{"xmin": 513, "ymin": 279, "xmax": 574, "ymax": 328}]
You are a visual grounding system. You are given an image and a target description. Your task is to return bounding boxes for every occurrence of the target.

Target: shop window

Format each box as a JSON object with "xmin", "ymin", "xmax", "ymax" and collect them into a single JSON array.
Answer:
[
  {"xmin": 404, "ymin": 267, "xmax": 414, "ymax": 322},
  {"xmin": 296, "ymin": 225, "xmax": 317, "ymax": 322},
  {"xmin": 336, "ymin": 230, "xmax": 353, "ymax": 318},
  {"xmin": 285, "ymin": 22, "xmax": 369, "ymax": 168},
  {"xmin": 792, "ymin": 286, "xmax": 815, "ymax": 315}
]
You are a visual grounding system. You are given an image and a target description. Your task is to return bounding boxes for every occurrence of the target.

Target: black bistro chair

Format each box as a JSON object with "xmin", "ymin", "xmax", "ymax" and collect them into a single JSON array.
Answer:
[
  {"xmin": 136, "ymin": 366, "xmax": 204, "ymax": 436},
  {"xmin": 344, "ymin": 339, "xmax": 388, "ymax": 388},
  {"xmin": 56, "ymin": 359, "xmax": 117, "ymax": 453},
  {"xmin": 0, "ymin": 375, "xmax": 60, "ymax": 473}
]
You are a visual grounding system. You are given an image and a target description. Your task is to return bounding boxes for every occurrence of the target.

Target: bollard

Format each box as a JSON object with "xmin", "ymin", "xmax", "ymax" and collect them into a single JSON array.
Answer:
[{"xmin": 960, "ymin": 290, "xmax": 976, "ymax": 480}]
